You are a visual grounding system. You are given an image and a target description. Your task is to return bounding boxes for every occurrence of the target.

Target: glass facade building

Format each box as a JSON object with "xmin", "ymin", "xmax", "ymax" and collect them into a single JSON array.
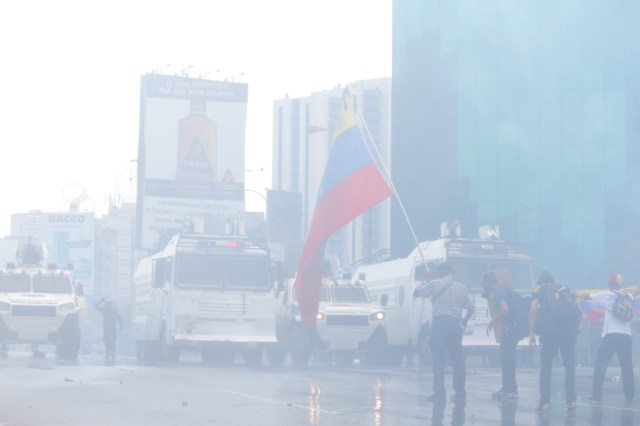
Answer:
[{"xmin": 391, "ymin": 0, "xmax": 640, "ymax": 287}]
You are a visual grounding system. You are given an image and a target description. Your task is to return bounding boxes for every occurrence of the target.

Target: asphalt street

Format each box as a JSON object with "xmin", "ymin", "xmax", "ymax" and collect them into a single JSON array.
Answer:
[{"xmin": 0, "ymin": 349, "xmax": 638, "ymax": 426}]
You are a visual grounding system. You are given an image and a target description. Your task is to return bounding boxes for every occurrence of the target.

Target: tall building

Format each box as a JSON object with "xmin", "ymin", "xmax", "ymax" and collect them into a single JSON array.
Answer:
[
  {"xmin": 392, "ymin": 1, "xmax": 640, "ymax": 287},
  {"xmin": 272, "ymin": 79, "xmax": 392, "ymax": 270}
]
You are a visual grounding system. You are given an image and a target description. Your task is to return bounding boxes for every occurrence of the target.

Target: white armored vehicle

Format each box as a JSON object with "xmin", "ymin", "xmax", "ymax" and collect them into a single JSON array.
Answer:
[
  {"xmin": 0, "ymin": 240, "xmax": 83, "ymax": 359},
  {"xmin": 278, "ymin": 278, "xmax": 386, "ymax": 367}
]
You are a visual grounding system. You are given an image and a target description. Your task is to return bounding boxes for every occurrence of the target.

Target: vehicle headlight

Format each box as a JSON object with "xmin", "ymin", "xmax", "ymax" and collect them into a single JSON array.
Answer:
[
  {"xmin": 316, "ymin": 311, "xmax": 326, "ymax": 321},
  {"xmin": 370, "ymin": 311, "xmax": 385, "ymax": 321},
  {"xmin": 0, "ymin": 301, "xmax": 10, "ymax": 311}
]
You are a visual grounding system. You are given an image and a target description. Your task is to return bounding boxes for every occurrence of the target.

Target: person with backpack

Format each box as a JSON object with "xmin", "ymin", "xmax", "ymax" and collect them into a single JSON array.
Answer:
[
  {"xmin": 528, "ymin": 270, "xmax": 582, "ymax": 411},
  {"xmin": 586, "ymin": 273, "xmax": 637, "ymax": 404},
  {"xmin": 483, "ymin": 271, "xmax": 526, "ymax": 400}
]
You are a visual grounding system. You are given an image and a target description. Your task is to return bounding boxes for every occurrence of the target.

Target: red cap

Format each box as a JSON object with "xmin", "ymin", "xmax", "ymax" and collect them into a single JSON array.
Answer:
[{"xmin": 609, "ymin": 273, "xmax": 621, "ymax": 289}]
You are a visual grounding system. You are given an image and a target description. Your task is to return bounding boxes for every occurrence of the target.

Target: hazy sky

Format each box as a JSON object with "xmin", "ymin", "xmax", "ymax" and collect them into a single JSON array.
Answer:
[{"xmin": 0, "ymin": 0, "xmax": 391, "ymax": 236}]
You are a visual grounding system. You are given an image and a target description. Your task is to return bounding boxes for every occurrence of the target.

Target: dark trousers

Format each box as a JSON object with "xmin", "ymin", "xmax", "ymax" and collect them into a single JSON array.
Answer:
[
  {"xmin": 500, "ymin": 332, "xmax": 519, "ymax": 392},
  {"xmin": 593, "ymin": 333, "xmax": 635, "ymax": 401},
  {"xmin": 540, "ymin": 330, "xmax": 576, "ymax": 404},
  {"xmin": 104, "ymin": 337, "xmax": 116, "ymax": 362},
  {"xmin": 430, "ymin": 317, "xmax": 465, "ymax": 397}
]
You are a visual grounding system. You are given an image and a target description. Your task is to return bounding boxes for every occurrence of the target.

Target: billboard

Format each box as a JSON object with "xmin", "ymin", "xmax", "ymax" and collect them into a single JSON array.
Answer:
[
  {"xmin": 138, "ymin": 74, "xmax": 248, "ymax": 249},
  {"xmin": 39, "ymin": 212, "xmax": 95, "ymax": 295}
]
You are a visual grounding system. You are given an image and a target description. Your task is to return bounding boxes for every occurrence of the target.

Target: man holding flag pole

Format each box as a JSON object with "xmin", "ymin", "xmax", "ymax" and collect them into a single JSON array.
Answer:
[{"xmin": 293, "ymin": 90, "xmax": 393, "ymax": 328}]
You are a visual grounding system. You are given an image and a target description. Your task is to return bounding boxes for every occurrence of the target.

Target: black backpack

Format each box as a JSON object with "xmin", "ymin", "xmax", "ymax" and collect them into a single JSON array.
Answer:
[
  {"xmin": 503, "ymin": 288, "xmax": 531, "ymax": 340},
  {"xmin": 611, "ymin": 291, "xmax": 634, "ymax": 322},
  {"xmin": 534, "ymin": 283, "xmax": 580, "ymax": 334}
]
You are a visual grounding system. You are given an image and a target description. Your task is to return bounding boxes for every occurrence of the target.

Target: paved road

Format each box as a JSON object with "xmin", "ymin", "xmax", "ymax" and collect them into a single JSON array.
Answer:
[{"xmin": 0, "ymin": 350, "xmax": 638, "ymax": 425}]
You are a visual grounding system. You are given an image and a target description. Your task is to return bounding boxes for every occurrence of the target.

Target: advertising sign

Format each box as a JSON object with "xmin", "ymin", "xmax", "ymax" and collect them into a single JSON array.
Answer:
[
  {"xmin": 39, "ymin": 212, "xmax": 95, "ymax": 295},
  {"xmin": 138, "ymin": 74, "xmax": 248, "ymax": 249}
]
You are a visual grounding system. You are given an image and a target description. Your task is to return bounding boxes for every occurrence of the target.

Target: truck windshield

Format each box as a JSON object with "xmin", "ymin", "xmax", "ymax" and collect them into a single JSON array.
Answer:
[
  {"xmin": 319, "ymin": 286, "xmax": 330, "ymax": 302},
  {"xmin": 32, "ymin": 276, "xmax": 73, "ymax": 293},
  {"xmin": 447, "ymin": 259, "xmax": 534, "ymax": 291},
  {"xmin": 0, "ymin": 275, "xmax": 30, "ymax": 292},
  {"xmin": 176, "ymin": 255, "xmax": 271, "ymax": 290},
  {"xmin": 332, "ymin": 286, "xmax": 370, "ymax": 303}
]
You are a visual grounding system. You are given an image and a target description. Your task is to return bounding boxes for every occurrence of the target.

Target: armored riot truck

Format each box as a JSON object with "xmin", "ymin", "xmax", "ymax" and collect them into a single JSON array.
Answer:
[
  {"xmin": 0, "ymin": 240, "xmax": 83, "ymax": 360},
  {"xmin": 353, "ymin": 223, "xmax": 536, "ymax": 366},
  {"xmin": 277, "ymin": 278, "xmax": 386, "ymax": 367},
  {"xmin": 133, "ymin": 234, "xmax": 286, "ymax": 366}
]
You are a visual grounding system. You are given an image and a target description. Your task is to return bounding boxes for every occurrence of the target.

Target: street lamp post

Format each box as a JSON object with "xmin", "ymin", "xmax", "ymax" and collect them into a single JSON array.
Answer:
[{"xmin": 303, "ymin": 103, "xmax": 327, "ymax": 237}]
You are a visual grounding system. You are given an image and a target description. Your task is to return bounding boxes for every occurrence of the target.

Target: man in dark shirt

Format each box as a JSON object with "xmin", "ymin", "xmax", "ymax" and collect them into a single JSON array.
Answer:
[{"xmin": 95, "ymin": 298, "xmax": 124, "ymax": 365}]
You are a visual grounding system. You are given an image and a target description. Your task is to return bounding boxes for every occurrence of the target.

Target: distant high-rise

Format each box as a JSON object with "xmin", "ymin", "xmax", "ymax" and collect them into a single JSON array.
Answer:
[
  {"xmin": 392, "ymin": 0, "xmax": 640, "ymax": 286},
  {"xmin": 272, "ymin": 79, "xmax": 391, "ymax": 271}
]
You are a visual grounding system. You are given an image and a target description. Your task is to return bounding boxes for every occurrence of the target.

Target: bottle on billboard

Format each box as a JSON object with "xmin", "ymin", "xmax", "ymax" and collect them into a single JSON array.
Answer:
[{"xmin": 176, "ymin": 99, "xmax": 217, "ymax": 182}]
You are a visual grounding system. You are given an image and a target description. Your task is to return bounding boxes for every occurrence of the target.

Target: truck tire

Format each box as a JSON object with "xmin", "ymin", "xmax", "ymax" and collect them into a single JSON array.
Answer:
[
  {"xmin": 333, "ymin": 351, "xmax": 355, "ymax": 368},
  {"xmin": 290, "ymin": 325, "xmax": 312, "ymax": 367},
  {"xmin": 362, "ymin": 328, "xmax": 389, "ymax": 366},
  {"xmin": 165, "ymin": 345, "xmax": 181, "ymax": 364},
  {"xmin": 266, "ymin": 344, "xmax": 286, "ymax": 367},
  {"xmin": 57, "ymin": 318, "xmax": 81, "ymax": 360},
  {"xmin": 244, "ymin": 348, "xmax": 263, "ymax": 366}
]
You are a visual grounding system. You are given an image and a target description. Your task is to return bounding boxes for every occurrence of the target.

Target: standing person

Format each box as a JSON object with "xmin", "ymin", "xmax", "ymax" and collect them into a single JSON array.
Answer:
[
  {"xmin": 414, "ymin": 262, "xmax": 475, "ymax": 402},
  {"xmin": 528, "ymin": 271, "xmax": 582, "ymax": 411},
  {"xmin": 483, "ymin": 272, "xmax": 519, "ymax": 400},
  {"xmin": 95, "ymin": 297, "xmax": 124, "ymax": 365},
  {"xmin": 588, "ymin": 274, "xmax": 636, "ymax": 404}
]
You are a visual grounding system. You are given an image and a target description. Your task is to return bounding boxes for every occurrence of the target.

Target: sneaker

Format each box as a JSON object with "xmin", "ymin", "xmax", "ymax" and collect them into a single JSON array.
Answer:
[
  {"xmin": 450, "ymin": 393, "xmax": 466, "ymax": 401},
  {"xmin": 502, "ymin": 392, "xmax": 518, "ymax": 399},
  {"xmin": 566, "ymin": 401, "xmax": 577, "ymax": 410},
  {"xmin": 536, "ymin": 402, "xmax": 550, "ymax": 411}
]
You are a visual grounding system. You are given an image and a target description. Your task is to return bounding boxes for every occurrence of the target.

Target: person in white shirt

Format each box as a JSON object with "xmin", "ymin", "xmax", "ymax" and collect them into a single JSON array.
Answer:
[{"xmin": 589, "ymin": 274, "xmax": 636, "ymax": 404}]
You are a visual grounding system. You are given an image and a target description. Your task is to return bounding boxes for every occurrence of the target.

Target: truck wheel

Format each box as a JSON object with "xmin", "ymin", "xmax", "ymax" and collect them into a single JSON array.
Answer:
[
  {"xmin": 333, "ymin": 351, "xmax": 355, "ymax": 368},
  {"xmin": 266, "ymin": 344, "xmax": 286, "ymax": 367},
  {"xmin": 290, "ymin": 325, "xmax": 312, "ymax": 367},
  {"xmin": 57, "ymin": 321, "xmax": 81, "ymax": 361},
  {"xmin": 165, "ymin": 345, "xmax": 181, "ymax": 364},
  {"xmin": 244, "ymin": 348, "xmax": 263, "ymax": 366},
  {"xmin": 363, "ymin": 329, "xmax": 388, "ymax": 366}
]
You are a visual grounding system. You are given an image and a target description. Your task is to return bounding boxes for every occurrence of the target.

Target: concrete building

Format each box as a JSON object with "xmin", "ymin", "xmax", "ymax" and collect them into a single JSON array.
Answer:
[
  {"xmin": 272, "ymin": 79, "xmax": 392, "ymax": 270},
  {"xmin": 95, "ymin": 202, "xmax": 138, "ymax": 309},
  {"xmin": 392, "ymin": 1, "xmax": 640, "ymax": 287}
]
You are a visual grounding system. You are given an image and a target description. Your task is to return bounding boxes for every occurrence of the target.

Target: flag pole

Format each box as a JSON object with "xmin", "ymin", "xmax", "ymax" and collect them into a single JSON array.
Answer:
[{"xmin": 349, "ymin": 93, "xmax": 429, "ymax": 271}]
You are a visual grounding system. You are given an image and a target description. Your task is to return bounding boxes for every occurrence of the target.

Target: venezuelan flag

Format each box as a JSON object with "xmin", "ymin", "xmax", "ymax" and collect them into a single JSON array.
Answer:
[{"xmin": 294, "ymin": 91, "xmax": 392, "ymax": 327}]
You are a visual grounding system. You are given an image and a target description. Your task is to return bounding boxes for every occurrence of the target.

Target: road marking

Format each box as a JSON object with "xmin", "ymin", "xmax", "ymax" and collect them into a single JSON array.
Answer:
[{"xmin": 218, "ymin": 389, "xmax": 341, "ymax": 414}]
